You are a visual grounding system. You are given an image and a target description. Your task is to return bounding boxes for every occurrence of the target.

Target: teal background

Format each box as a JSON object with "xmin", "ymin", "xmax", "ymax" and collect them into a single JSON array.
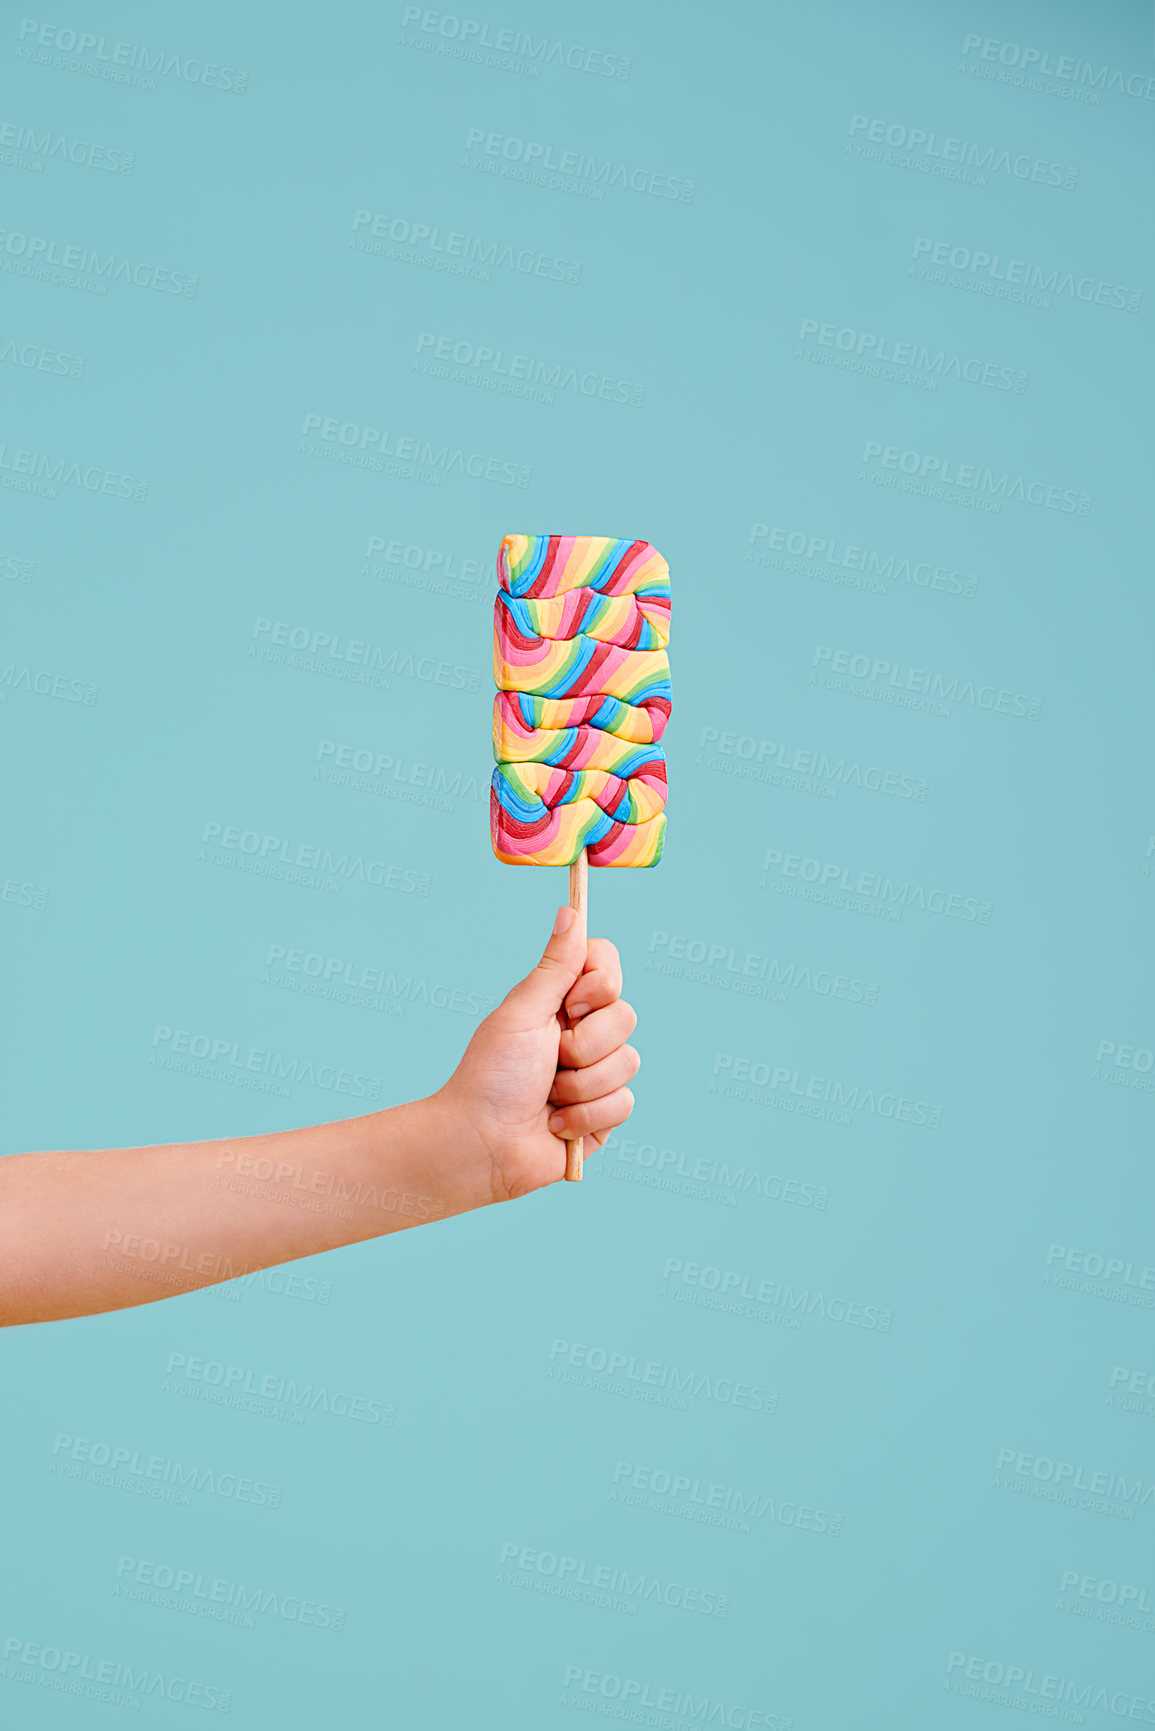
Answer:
[{"xmin": 2, "ymin": 0, "xmax": 1154, "ymax": 1723}]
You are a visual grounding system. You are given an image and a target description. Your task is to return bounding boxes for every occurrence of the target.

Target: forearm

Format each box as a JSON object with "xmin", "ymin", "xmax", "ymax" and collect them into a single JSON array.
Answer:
[
  {"xmin": 0, "ymin": 1092, "xmax": 480, "ymax": 1326},
  {"xmin": 0, "ymin": 913, "xmax": 640, "ymax": 1327}
]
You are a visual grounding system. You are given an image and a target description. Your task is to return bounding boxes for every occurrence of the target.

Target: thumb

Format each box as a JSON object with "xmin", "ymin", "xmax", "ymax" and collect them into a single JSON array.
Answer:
[{"xmin": 504, "ymin": 906, "xmax": 586, "ymax": 1021}]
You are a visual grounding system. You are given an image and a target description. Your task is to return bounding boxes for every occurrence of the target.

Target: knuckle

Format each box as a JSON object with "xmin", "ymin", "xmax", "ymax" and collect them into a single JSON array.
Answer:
[{"xmin": 588, "ymin": 941, "xmax": 621, "ymax": 983}]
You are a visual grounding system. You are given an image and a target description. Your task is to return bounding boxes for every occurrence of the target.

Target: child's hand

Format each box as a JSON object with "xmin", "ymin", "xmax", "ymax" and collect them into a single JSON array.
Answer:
[
  {"xmin": 434, "ymin": 907, "xmax": 639, "ymax": 1202},
  {"xmin": 1, "ymin": 908, "xmax": 639, "ymax": 1323}
]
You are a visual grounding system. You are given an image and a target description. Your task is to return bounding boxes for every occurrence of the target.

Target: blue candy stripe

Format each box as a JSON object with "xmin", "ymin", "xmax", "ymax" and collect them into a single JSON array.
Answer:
[
  {"xmin": 490, "ymin": 767, "xmax": 615, "ymax": 843},
  {"xmin": 505, "ymin": 535, "xmax": 666, "ymax": 600}
]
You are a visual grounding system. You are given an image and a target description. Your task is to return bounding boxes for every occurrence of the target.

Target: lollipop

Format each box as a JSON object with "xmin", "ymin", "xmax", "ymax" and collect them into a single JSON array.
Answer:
[{"xmin": 490, "ymin": 533, "xmax": 672, "ymax": 1177}]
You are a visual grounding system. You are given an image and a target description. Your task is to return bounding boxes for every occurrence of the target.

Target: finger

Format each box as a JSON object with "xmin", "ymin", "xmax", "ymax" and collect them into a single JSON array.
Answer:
[
  {"xmin": 548, "ymin": 1087, "xmax": 635, "ymax": 1142},
  {"xmin": 503, "ymin": 906, "xmax": 586, "ymax": 1023},
  {"xmin": 558, "ymin": 999, "xmax": 637, "ymax": 1070},
  {"xmin": 550, "ymin": 1045, "xmax": 640, "ymax": 1106},
  {"xmin": 563, "ymin": 938, "xmax": 622, "ymax": 1021}
]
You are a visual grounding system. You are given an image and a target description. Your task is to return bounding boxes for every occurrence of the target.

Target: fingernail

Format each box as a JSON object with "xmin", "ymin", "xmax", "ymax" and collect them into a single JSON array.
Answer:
[
  {"xmin": 568, "ymin": 1002, "xmax": 590, "ymax": 1020},
  {"xmin": 553, "ymin": 906, "xmax": 576, "ymax": 935},
  {"xmin": 548, "ymin": 1112, "xmax": 566, "ymax": 1133}
]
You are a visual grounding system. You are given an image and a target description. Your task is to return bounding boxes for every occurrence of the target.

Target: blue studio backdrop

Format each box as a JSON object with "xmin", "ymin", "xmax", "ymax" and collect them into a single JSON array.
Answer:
[{"xmin": 2, "ymin": 0, "xmax": 1154, "ymax": 1725}]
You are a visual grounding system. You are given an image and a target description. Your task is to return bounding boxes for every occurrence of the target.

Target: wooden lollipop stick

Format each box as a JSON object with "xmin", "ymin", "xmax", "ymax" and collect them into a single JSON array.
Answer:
[{"xmin": 564, "ymin": 849, "xmax": 588, "ymax": 1182}]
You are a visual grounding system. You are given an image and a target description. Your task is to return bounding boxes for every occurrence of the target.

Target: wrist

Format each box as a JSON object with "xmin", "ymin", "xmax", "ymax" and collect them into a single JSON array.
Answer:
[{"xmin": 365, "ymin": 1089, "xmax": 497, "ymax": 1225}]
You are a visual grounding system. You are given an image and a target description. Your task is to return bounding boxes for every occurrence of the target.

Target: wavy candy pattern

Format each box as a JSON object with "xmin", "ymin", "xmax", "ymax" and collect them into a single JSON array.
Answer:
[
  {"xmin": 499, "ymin": 533, "xmax": 670, "ymax": 603},
  {"xmin": 501, "ymin": 588, "xmax": 669, "ymax": 652},
  {"xmin": 495, "ymin": 690, "xmax": 669, "ymax": 750},
  {"xmin": 494, "ymin": 605, "xmax": 671, "ymax": 705},
  {"xmin": 491, "ymin": 534, "xmax": 671, "ymax": 867}
]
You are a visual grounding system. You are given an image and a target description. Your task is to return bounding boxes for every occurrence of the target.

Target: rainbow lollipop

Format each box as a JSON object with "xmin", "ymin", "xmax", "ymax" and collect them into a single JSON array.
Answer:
[{"xmin": 490, "ymin": 533, "xmax": 672, "ymax": 1177}]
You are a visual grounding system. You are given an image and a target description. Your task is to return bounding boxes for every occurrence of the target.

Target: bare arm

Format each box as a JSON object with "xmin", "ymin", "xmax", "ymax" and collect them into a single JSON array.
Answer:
[{"xmin": 0, "ymin": 909, "xmax": 638, "ymax": 1325}]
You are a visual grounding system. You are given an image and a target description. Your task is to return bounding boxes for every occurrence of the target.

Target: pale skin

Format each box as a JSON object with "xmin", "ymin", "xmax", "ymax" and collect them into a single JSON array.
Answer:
[{"xmin": 0, "ymin": 907, "xmax": 638, "ymax": 1327}]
